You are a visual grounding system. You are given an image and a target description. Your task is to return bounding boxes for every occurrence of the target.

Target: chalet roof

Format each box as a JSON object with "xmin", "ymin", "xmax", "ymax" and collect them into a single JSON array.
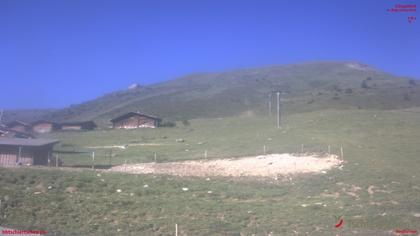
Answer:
[
  {"xmin": 6, "ymin": 120, "xmax": 30, "ymax": 127},
  {"xmin": 110, "ymin": 112, "xmax": 161, "ymax": 123},
  {"xmin": 0, "ymin": 137, "xmax": 59, "ymax": 147}
]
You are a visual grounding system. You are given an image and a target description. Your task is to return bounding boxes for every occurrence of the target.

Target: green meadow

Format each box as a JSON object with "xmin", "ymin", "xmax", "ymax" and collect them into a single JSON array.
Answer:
[{"xmin": 1, "ymin": 108, "xmax": 420, "ymax": 235}]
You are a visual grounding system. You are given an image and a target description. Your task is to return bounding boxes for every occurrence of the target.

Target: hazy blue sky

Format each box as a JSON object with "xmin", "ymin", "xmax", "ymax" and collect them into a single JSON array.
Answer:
[{"xmin": 1, "ymin": 0, "xmax": 419, "ymax": 109}]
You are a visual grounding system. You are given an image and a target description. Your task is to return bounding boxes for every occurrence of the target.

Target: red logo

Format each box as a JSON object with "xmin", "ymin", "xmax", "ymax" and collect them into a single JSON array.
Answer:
[
  {"xmin": 395, "ymin": 229, "xmax": 417, "ymax": 235},
  {"xmin": 333, "ymin": 215, "xmax": 344, "ymax": 228}
]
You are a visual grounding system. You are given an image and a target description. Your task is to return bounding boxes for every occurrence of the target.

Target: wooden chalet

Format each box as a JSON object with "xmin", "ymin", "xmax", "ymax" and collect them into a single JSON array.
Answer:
[
  {"xmin": 0, "ymin": 128, "xmax": 34, "ymax": 139},
  {"xmin": 31, "ymin": 120, "xmax": 59, "ymax": 134},
  {"xmin": 59, "ymin": 121, "xmax": 97, "ymax": 131},
  {"xmin": 110, "ymin": 112, "xmax": 161, "ymax": 129},
  {"xmin": 0, "ymin": 138, "xmax": 59, "ymax": 167},
  {"xmin": 6, "ymin": 120, "xmax": 30, "ymax": 132}
]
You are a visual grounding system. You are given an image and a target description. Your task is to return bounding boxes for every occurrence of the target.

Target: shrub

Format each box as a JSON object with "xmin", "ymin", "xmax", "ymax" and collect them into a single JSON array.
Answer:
[
  {"xmin": 361, "ymin": 80, "xmax": 370, "ymax": 89},
  {"xmin": 345, "ymin": 88, "xmax": 353, "ymax": 94},
  {"xmin": 333, "ymin": 85, "xmax": 342, "ymax": 92},
  {"xmin": 182, "ymin": 120, "xmax": 190, "ymax": 126},
  {"xmin": 160, "ymin": 121, "xmax": 176, "ymax": 127}
]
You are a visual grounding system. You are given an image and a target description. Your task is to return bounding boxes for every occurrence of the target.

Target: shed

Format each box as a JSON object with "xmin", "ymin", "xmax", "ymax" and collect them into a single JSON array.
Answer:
[
  {"xmin": 59, "ymin": 121, "xmax": 97, "ymax": 131},
  {"xmin": 110, "ymin": 112, "xmax": 161, "ymax": 129},
  {"xmin": 31, "ymin": 120, "xmax": 59, "ymax": 133},
  {"xmin": 0, "ymin": 128, "xmax": 34, "ymax": 139},
  {"xmin": 6, "ymin": 120, "xmax": 30, "ymax": 133},
  {"xmin": 0, "ymin": 138, "xmax": 59, "ymax": 166}
]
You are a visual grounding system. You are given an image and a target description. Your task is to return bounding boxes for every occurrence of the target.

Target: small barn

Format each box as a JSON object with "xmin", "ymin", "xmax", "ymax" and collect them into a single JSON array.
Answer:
[
  {"xmin": 6, "ymin": 121, "xmax": 30, "ymax": 133},
  {"xmin": 0, "ymin": 128, "xmax": 34, "ymax": 139},
  {"xmin": 0, "ymin": 138, "xmax": 59, "ymax": 167},
  {"xmin": 59, "ymin": 121, "xmax": 97, "ymax": 131},
  {"xmin": 31, "ymin": 120, "xmax": 59, "ymax": 133},
  {"xmin": 110, "ymin": 112, "xmax": 161, "ymax": 129}
]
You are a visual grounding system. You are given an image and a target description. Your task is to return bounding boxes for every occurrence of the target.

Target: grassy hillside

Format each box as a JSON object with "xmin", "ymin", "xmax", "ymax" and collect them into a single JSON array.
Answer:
[
  {"xmin": 40, "ymin": 61, "xmax": 420, "ymax": 126},
  {"xmin": 1, "ymin": 108, "xmax": 420, "ymax": 235},
  {"xmin": 1, "ymin": 109, "xmax": 57, "ymax": 124},
  {"xmin": 39, "ymin": 108, "xmax": 420, "ymax": 167},
  {"xmin": 2, "ymin": 62, "xmax": 420, "ymax": 234}
]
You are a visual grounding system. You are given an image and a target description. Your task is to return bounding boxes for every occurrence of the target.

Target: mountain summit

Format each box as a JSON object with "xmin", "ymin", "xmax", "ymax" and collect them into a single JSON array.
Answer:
[{"xmin": 18, "ymin": 62, "xmax": 420, "ymax": 126}]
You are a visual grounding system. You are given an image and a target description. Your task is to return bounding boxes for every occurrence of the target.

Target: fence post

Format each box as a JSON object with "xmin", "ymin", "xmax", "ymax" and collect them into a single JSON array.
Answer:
[
  {"xmin": 109, "ymin": 150, "xmax": 112, "ymax": 166},
  {"xmin": 92, "ymin": 151, "xmax": 95, "ymax": 170}
]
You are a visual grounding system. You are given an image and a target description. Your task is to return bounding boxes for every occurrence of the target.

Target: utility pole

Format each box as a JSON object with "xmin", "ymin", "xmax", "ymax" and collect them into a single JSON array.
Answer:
[
  {"xmin": 276, "ymin": 91, "xmax": 281, "ymax": 128},
  {"xmin": 268, "ymin": 93, "xmax": 272, "ymax": 117},
  {"xmin": 0, "ymin": 108, "xmax": 3, "ymax": 125}
]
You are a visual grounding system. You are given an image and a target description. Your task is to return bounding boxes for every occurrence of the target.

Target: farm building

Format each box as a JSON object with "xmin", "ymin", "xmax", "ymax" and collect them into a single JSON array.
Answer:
[
  {"xmin": 31, "ymin": 120, "xmax": 59, "ymax": 133},
  {"xmin": 6, "ymin": 120, "xmax": 30, "ymax": 132},
  {"xmin": 110, "ymin": 112, "xmax": 161, "ymax": 129},
  {"xmin": 0, "ymin": 138, "xmax": 59, "ymax": 167},
  {"xmin": 0, "ymin": 128, "xmax": 34, "ymax": 139},
  {"xmin": 59, "ymin": 121, "xmax": 97, "ymax": 131}
]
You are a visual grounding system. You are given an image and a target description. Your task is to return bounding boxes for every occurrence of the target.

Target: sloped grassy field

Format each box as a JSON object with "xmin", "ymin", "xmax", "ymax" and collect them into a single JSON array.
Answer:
[
  {"xmin": 1, "ymin": 108, "xmax": 420, "ymax": 235},
  {"xmin": 37, "ymin": 62, "xmax": 420, "ymax": 125}
]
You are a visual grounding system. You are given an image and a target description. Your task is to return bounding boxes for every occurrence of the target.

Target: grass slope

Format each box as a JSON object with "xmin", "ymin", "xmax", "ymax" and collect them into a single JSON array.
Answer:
[
  {"xmin": 1, "ymin": 108, "xmax": 419, "ymax": 235},
  {"xmin": 1, "ymin": 109, "xmax": 57, "ymax": 124},
  {"xmin": 40, "ymin": 61, "xmax": 420, "ymax": 126}
]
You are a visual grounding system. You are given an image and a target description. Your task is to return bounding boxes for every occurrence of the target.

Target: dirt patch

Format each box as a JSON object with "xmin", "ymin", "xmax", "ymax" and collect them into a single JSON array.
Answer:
[
  {"xmin": 368, "ymin": 185, "xmax": 376, "ymax": 196},
  {"xmin": 65, "ymin": 186, "xmax": 77, "ymax": 193},
  {"xmin": 367, "ymin": 185, "xmax": 392, "ymax": 197},
  {"xmin": 108, "ymin": 153, "xmax": 343, "ymax": 177},
  {"xmin": 34, "ymin": 183, "xmax": 47, "ymax": 193}
]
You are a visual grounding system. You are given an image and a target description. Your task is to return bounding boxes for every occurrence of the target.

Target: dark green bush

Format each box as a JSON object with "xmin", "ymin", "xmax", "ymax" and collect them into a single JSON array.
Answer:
[
  {"xmin": 160, "ymin": 121, "xmax": 176, "ymax": 127},
  {"xmin": 182, "ymin": 120, "xmax": 190, "ymax": 126}
]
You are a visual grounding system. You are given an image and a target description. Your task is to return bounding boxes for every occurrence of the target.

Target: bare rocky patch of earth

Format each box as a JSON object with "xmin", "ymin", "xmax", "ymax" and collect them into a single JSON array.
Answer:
[{"xmin": 108, "ymin": 153, "xmax": 343, "ymax": 177}]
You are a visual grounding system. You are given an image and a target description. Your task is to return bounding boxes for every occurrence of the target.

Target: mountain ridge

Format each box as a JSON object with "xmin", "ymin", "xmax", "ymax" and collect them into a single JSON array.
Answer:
[{"xmin": 4, "ymin": 61, "xmax": 420, "ymax": 126}]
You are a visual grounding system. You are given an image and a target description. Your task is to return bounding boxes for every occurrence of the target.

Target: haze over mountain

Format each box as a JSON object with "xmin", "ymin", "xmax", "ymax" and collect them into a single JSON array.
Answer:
[{"xmin": 4, "ymin": 61, "xmax": 420, "ymax": 126}]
